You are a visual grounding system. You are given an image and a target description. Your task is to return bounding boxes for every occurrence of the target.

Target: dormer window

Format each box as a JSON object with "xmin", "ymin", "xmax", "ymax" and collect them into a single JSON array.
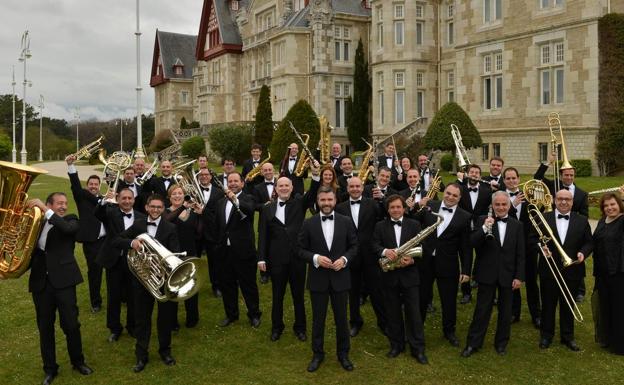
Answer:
[
  {"xmin": 173, "ymin": 58, "xmax": 184, "ymax": 76},
  {"xmin": 231, "ymin": 0, "xmax": 239, "ymax": 11}
]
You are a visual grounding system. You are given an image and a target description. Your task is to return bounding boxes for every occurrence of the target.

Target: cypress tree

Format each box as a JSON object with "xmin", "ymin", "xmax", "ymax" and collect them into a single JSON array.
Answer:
[
  {"xmin": 347, "ymin": 39, "xmax": 371, "ymax": 151},
  {"xmin": 255, "ymin": 85, "xmax": 274, "ymax": 150}
]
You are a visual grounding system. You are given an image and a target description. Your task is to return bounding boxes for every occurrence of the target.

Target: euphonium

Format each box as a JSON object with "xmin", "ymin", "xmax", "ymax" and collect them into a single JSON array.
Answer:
[
  {"xmin": 379, "ymin": 212, "xmax": 443, "ymax": 272},
  {"xmin": 173, "ymin": 159, "xmax": 206, "ymax": 205},
  {"xmin": 128, "ymin": 233, "xmax": 201, "ymax": 302},
  {"xmin": 547, "ymin": 112, "xmax": 573, "ymax": 191},
  {"xmin": 71, "ymin": 135, "xmax": 105, "ymax": 160},
  {"xmin": 0, "ymin": 161, "xmax": 48, "ymax": 279},
  {"xmin": 451, "ymin": 123, "xmax": 471, "ymax": 170},
  {"xmin": 318, "ymin": 115, "xmax": 332, "ymax": 165},
  {"xmin": 357, "ymin": 138, "xmax": 374, "ymax": 182},
  {"xmin": 245, "ymin": 152, "xmax": 271, "ymax": 182}
]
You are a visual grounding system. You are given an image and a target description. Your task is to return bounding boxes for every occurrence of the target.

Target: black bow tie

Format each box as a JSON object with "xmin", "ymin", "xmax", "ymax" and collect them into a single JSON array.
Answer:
[
  {"xmin": 468, "ymin": 187, "xmax": 478, "ymax": 193},
  {"xmin": 350, "ymin": 200, "xmax": 361, "ymax": 205},
  {"xmin": 558, "ymin": 214, "xmax": 570, "ymax": 220},
  {"xmin": 147, "ymin": 221, "xmax": 157, "ymax": 226},
  {"xmin": 345, "ymin": 174, "xmax": 353, "ymax": 179},
  {"xmin": 122, "ymin": 212, "xmax": 132, "ymax": 218},
  {"xmin": 127, "ymin": 183, "xmax": 135, "ymax": 187},
  {"xmin": 386, "ymin": 156, "xmax": 393, "ymax": 160},
  {"xmin": 278, "ymin": 201, "xmax": 286, "ymax": 207},
  {"xmin": 265, "ymin": 181, "xmax": 274, "ymax": 185},
  {"xmin": 290, "ymin": 157, "xmax": 297, "ymax": 161},
  {"xmin": 201, "ymin": 187, "xmax": 210, "ymax": 192},
  {"xmin": 509, "ymin": 191, "xmax": 519, "ymax": 197},
  {"xmin": 392, "ymin": 220, "xmax": 402, "ymax": 227},
  {"xmin": 442, "ymin": 207, "xmax": 453, "ymax": 213},
  {"xmin": 322, "ymin": 215, "xmax": 334, "ymax": 221},
  {"xmin": 561, "ymin": 186, "xmax": 570, "ymax": 190},
  {"xmin": 496, "ymin": 217, "xmax": 508, "ymax": 223},
  {"xmin": 47, "ymin": 220, "xmax": 53, "ymax": 224},
  {"xmin": 163, "ymin": 177, "xmax": 171, "ymax": 181}
]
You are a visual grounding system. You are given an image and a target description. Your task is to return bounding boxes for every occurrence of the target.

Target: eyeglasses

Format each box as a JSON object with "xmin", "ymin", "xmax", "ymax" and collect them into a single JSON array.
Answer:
[
  {"xmin": 556, "ymin": 198, "xmax": 571, "ymax": 202},
  {"xmin": 148, "ymin": 205, "xmax": 164, "ymax": 210}
]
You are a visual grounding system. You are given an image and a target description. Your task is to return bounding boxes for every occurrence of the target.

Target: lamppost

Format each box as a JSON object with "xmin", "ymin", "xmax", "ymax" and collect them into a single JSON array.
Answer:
[
  {"xmin": 38, "ymin": 95, "xmax": 44, "ymax": 161},
  {"xmin": 74, "ymin": 108, "xmax": 80, "ymax": 152},
  {"xmin": 19, "ymin": 30, "xmax": 32, "ymax": 165},
  {"xmin": 116, "ymin": 119, "xmax": 125, "ymax": 151},
  {"xmin": 134, "ymin": 0, "xmax": 145, "ymax": 158},
  {"xmin": 11, "ymin": 65, "xmax": 17, "ymax": 163}
]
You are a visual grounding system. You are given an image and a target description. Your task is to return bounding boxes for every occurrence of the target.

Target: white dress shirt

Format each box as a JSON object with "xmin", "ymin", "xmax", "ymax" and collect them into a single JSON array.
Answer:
[
  {"xmin": 146, "ymin": 216, "xmax": 161, "ymax": 237},
  {"xmin": 385, "ymin": 156, "xmax": 393, "ymax": 168},
  {"xmin": 507, "ymin": 189, "xmax": 523, "ymax": 220},
  {"xmin": 437, "ymin": 204, "xmax": 457, "ymax": 236},
  {"xmin": 497, "ymin": 216, "xmax": 508, "ymax": 247},
  {"xmin": 275, "ymin": 198, "xmax": 286, "ymax": 224},
  {"xmin": 468, "ymin": 185, "xmax": 479, "ymax": 209},
  {"xmin": 37, "ymin": 209, "xmax": 55, "ymax": 250},
  {"xmin": 422, "ymin": 168, "xmax": 431, "ymax": 191},
  {"xmin": 555, "ymin": 209, "xmax": 570, "ymax": 244},
  {"xmin": 288, "ymin": 157, "xmax": 297, "ymax": 173},
  {"xmin": 312, "ymin": 211, "xmax": 348, "ymax": 268},
  {"xmin": 349, "ymin": 198, "xmax": 361, "ymax": 229},
  {"xmin": 200, "ymin": 184, "xmax": 212, "ymax": 203},
  {"xmin": 264, "ymin": 179, "xmax": 275, "ymax": 199},
  {"xmin": 122, "ymin": 209, "xmax": 134, "ymax": 230}
]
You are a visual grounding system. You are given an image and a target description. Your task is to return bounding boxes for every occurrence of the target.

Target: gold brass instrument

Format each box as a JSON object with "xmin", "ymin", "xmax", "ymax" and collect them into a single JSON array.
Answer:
[
  {"xmin": 128, "ymin": 233, "xmax": 200, "ymax": 302},
  {"xmin": 136, "ymin": 157, "xmax": 158, "ymax": 186},
  {"xmin": 588, "ymin": 185, "xmax": 624, "ymax": 196},
  {"xmin": 99, "ymin": 149, "xmax": 134, "ymax": 203},
  {"xmin": 318, "ymin": 115, "xmax": 332, "ymax": 165},
  {"xmin": 0, "ymin": 161, "xmax": 48, "ymax": 279},
  {"xmin": 208, "ymin": 168, "xmax": 244, "ymax": 217},
  {"xmin": 71, "ymin": 135, "xmax": 105, "ymax": 161},
  {"xmin": 485, "ymin": 205, "xmax": 495, "ymax": 240},
  {"xmin": 527, "ymin": 204, "xmax": 583, "ymax": 322},
  {"xmin": 547, "ymin": 112, "xmax": 574, "ymax": 192},
  {"xmin": 379, "ymin": 212, "xmax": 443, "ymax": 272},
  {"xmin": 289, "ymin": 121, "xmax": 319, "ymax": 177},
  {"xmin": 173, "ymin": 159, "xmax": 206, "ymax": 206},
  {"xmin": 356, "ymin": 138, "xmax": 375, "ymax": 182},
  {"xmin": 245, "ymin": 152, "xmax": 271, "ymax": 182},
  {"xmin": 425, "ymin": 170, "xmax": 442, "ymax": 200},
  {"xmin": 451, "ymin": 124, "xmax": 471, "ymax": 170},
  {"xmin": 521, "ymin": 179, "xmax": 553, "ymax": 212}
]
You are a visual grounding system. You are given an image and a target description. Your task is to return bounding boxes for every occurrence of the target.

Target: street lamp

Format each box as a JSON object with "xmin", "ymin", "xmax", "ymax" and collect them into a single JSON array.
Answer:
[
  {"xmin": 11, "ymin": 65, "xmax": 16, "ymax": 163},
  {"xmin": 38, "ymin": 95, "xmax": 44, "ymax": 161},
  {"xmin": 134, "ymin": 0, "xmax": 145, "ymax": 158},
  {"xmin": 19, "ymin": 30, "xmax": 32, "ymax": 165},
  {"xmin": 74, "ymin": 108, "xmax": 80, "ymax": 152}
]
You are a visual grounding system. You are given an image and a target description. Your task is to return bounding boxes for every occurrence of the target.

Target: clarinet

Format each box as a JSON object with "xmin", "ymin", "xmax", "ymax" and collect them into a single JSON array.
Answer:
[
  {"xmin": 208, "ymin": 169, "xmax": 243, "ymax": 217},
  {"xmin": 485, "ymin": 205, "xmax": 495, "ymax": 240}
]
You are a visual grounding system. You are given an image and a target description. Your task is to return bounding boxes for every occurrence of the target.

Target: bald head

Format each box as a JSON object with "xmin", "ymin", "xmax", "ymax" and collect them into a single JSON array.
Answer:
[
  {"xmin": 555, "ymin": 189, "xmax": 573, "ymax": 214},
  {"xmin": 276, "ymin": 176, "xmax": 293, "ymax": 200},
  {"xmin": 347, "ymin": 176, "xmax": 363, "ymax": 199}
]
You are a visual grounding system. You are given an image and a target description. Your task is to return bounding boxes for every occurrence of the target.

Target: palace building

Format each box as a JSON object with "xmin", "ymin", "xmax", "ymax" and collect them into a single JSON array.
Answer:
[{"xmin": 151, "ymin": 0, "xmax": 622, "ymax": 175}]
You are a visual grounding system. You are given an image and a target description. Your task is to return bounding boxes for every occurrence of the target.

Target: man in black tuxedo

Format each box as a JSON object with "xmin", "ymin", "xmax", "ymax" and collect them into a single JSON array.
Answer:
[
  {"xmin": 363, "ymin": 166, "xmax": 397, "ymax": 210},
  {"xmin": 336, "ymin": 176, "xmax": 385, "ymax": 337},
  {"xmin": 217, "ymin": 157, "xmax": 237, "ymax": 189},
  {"xmin": 258, "ymin": 166, "xmax": 320, "ymax": 342},
  {"xmin": 214, "ymin": 172, "xmax": 262, "ymax": 328},
  {"xmin": 143, "ymin": 160, "xmax": 176, "ymax": 207},
  {"xmin": 113, "ymin": 194, "xmax": 180, "ymax": 372},
  {"xmin": 456, "ymin": 164, "xmax": 493, "ymax": 305},
  {"xmin": 461, "ymin": 191, "xmax": 525, "ymax": 358},
  {"xmin": 66, "ymin": 155, "xmax": 105, "ymax": 313},
  {"xmin": 281, "ymin": 143, "xmax": 307, "ymax": 195},
  {"xmin": 133, "ymin": 157, "xmax": 146, "ymax": 180},
  {"xmin": 400, "ymin": 168, "xmax": 430, "ymax": 218},
  {"xmin": 197, "ymin": 168, "xmax": 224, "ymax": 297},
  {"xmin": 242, "ymin": 143, "xmax": 265, "ymax": 192},
  {"xmin": 95, "ymin": 188, "xmax": 145, "ymax": 342},
  {"xmin": 504, "ymin": 167, "xmax": 541, "ymax": 328},
  {"xmin": 27, "ymin": 193, "xmax": 93, "ymax": 385},
  {"xmin": 116, "ymin": 167, "xmax": 144, "ymax": 213},
  {"xmin": 534, "ymin": 189, "xmax": 593, "ymax": 351},
  {"xmin": 298, "ymin": 186, "xmax": 358, "ymax": 372},
  {"xmin": 483, "ymin": 156, "xmax": 505, "ymax": 191},
  {"xmin": 417, "ymin": 183, "xmax": 472, "ymax": 347},
  {"xmin": 337, "ymin": 157, "xmax": 354, "ymax": 202},
  {"xmin": 372, "ymin": 195, "xmax": 428, "ymax": 364},
  {"xmin": 378, "ymin": 142, "xmax": 397, "ymax": 170},
  {"xmin": 416, "ymin": 154, "xmax": 445, "ymax": 196},
  {"xmin": 329, "ymin": 142, "xmax": 345, "ymax": 176},
  {"xmin": 252, "ymin": 162, "xmax": 277, "ymax": 284}
]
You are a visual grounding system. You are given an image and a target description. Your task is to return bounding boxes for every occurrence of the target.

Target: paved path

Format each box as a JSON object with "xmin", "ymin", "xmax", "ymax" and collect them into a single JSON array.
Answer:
[{"xmin": 36, "ymin": 161, "xmax": 102, "ymax": 180}]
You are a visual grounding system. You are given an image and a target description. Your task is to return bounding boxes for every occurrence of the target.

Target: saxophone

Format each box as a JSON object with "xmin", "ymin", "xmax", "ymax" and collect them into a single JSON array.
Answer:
[
  {"xmin": 357, "ymin": 138, "xmax": 374, "ymax": 182},
  {"xmin": 294, "ymin": 134, "xmax": 311, "ymax": 177},
  {"xmin": 245, "ymin": 152, "xmax": 271, "ymax": 182},
  {"xmin": 318, "ymin": 115, "xmax": 332, "ymax": 165},
  {"xmin": 379, "ymin": 212, "xmax": 444, "ymax": 272}
]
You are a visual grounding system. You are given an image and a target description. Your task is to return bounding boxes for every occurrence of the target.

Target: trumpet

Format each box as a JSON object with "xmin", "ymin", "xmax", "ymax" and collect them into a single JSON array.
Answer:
[
  {"xmin": 208, "ymin": 168, "xmax": 244, "ymax": 217},
  {"xmin": 71, "ymin": 135, "xmax": 105, "ymax": 161},
  {"xmin": 547, "ymin": 112, "xmax": 574, "ymax": 192},
  {"xmin": 527, "ymin": 204, "xmax": 583, "ymax": 322}
]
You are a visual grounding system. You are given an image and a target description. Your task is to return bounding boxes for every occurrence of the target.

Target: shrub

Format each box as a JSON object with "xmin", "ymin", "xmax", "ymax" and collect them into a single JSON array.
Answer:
[
  {"xmin": 0, "ymin": 131, "xmax": 11, "ymax": 160},
  {"xmin": 269, "ymin": 100, "xmax": 320, "ymax": 160},
  {"xmin": 423, "ymin": 102, "xmax": 482, "ymax": 151},
  {"xmin": 440, "ymin": 153, "xmax": 454, "ymax": 171},
  {"xmin": 190, "ymin": 121, "xmax": 200, "ymax": 129},
  {"xmin": 207, "ymin": 124, "xmax": 253, "ymax": 164},
  {"xmin": 182, "ymin": 136, "xmax": 206, "ymax": 159},
  {"xmin": 148, "ymin": 129, "xmax": 174, "ymax": 153},
  {"xmin": 180, "ymin": 117, "xmax": 189, "ymax": 130},
  {"xmin": 571, "ymin": 159, "xmax": 592, "ymax": 177}
]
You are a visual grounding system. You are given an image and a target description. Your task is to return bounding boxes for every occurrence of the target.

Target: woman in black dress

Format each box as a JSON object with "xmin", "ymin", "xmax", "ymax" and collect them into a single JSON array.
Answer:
[{"xmin": 592, "ymin": 190, "xmax": 624, "ymax": 354}]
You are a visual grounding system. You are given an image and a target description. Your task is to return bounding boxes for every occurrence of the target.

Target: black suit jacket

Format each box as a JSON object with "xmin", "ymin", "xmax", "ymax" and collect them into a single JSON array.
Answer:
[
  {"xmin": 95, "ymin": 203, "xmax": 146, "ymax": 268},
  {"xmin": 214, "ymin": 192, "xmax": 257, "ymax": 259},
  {"xmin": 532, "ymin": 211, "xmax": 593, "ymax": 281},
  {"xmin": 458, "ymin": 181, "xmax": 492, "ymax": 229},
  {"xmin": 533, "ymin": 163, "xmax": 589, "ymax": 216},
  {"xmin": 298, "ymin": 212, "xmax": 358, "ymax": 292},
  {"xmin": 483, "ymin": 174, "xmax": 506, "ymax": 191},
  {"xmin": 253, "ymin": 180, "xmax": 276, "ymax": 211},
  {"xmin": 113, "ymin": 216, "xmax": 180, "ymax": 254},
  {"xmin": 199, "ymin": 186, "xmax": 225, "ymax": 244},
  {"xmin": 143, "ymin": 175, "xmax": 177, "ymax": 206},
  {"xmin": 116, "ymin": 180, "xmax": 145, "ymax": 212},
  {"xmin": 281, "ymin": 157, "xmax": 307, "ymax": 196},
  {"xmin": 471, "ymin": 215, "xmax": 525, "ymax": 286},
  {"xmin": 335, "ymin": 197, "xmax": 382, "ymax": 269},
  {"xmin": 68, "ymin": 171, "xmax": 104, "ymax": 243},
  {"xmin": 372, "ymin": 217, "xmax": 422, "ymax": 287},
  {"xmin": 29, "ymin": 214, "xmax": 83, "ymax": 293},
  {"xmin": 329, "ymin": 155, "xmax": 345, "ymax": 176}
]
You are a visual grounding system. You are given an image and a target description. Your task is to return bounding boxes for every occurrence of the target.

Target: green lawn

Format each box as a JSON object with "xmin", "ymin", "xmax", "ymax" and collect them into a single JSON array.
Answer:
[{"xmin": 1, "ymin": 174, "xmax": 623, "ymax": 384}]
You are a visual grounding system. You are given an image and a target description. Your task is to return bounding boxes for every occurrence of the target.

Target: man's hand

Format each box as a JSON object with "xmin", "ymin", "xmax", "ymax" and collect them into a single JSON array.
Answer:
[
  {"xmin": 131, "ymin": 239, "xmax": 143, "ymax": 251},
  {"xmin": 456, "ymin": 171, "xmax": 465, "ymax": 181},
  {"xmin": 541, "ymin": 245, "xmax": 552, "ymax": 257},
  {"xmin": 512, "ymin": 192, "xmax": 525, "ymax": 207},
  {"xmin": 512, "ymin": 279, "xmax": 522, "ymax": 290},
  {"xmin": 385, "ymin": 249, "xmax": 398, "ymax": 261},
  {"xmin": 27, "ymin": 199, "xmax": 47, "ymax": 212},
  {"xmin": 258, "ymin": 261, "xmax": 267, "ymax": 272},
  {"xmin": 577, "ymin": 252, "xmax": 585, "ymax": 263},
  {"xmin": 317, "ymin": 255, "xmax": 333, "ymax": 269},
  {"xmin": 332, "ymin": 257, "xmax": 346, "ymax": 271},
  {"xmin": 65, "ymin": 154, "xmax": 76, "ymax": 165},
  {"xmin": 459, "ymin": 274, "xmax": 470, "ymax": 284},
  {"xmin": 399, "ymin": 256, "xmax": 413, "ymax": 267},
  {"xmin": 405, "ymin": 197, "xmax": 415, "ymax": 209},
  {"xmin": 548, "ymin": 151, "xmax": 556, "ymax": 166},
  {"xmin": 419, "ymin": 197, "xmax": 430, "ymax": 207},
  {"xmin": 372, "ymin": 187, "xmax": 384, "ymax": 200},
  {"xmin": 490, "ymin": 180, "xmax": 499, "ymax": 190},
  {"xmin": 484, "ymin": 217, "xmax": 495, "ymax": 228},
  {"xmin": 310, "ymin": 160, "xmax": 321, "ymax": 176},
  {"xmin": 225, "ymin": 189, "xmax": 237, "ymax": 201}
]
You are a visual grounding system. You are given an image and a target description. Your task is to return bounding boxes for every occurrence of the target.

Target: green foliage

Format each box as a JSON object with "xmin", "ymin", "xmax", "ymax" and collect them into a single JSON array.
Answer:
[
  {"xmin": 440, "ymin": 153, "xmax": 454, "ymax": 171},
  {"xmin": 395, "ymin": 134, "xmax": 425, "ymax": 163},
  {"xmin": 254, "ymin": 85, "xmax": 273, "ymax": 150},
  {"xmin": 347, "ymin": 39, "xmax": 371, "ymax": 151},
  {"xmin": 148, "ymin": 129, "xmax": 174, "ymax": 153},
  {"xmin": 269, "ymin": 100, "xmax": 319, "ymax": 160},
  {"xmin": 423, "ymin": 102, "xmax": 482, "ymax": 151},
  {"xmin": 598, "ymin": 13, "xmax": 624, "ymax": 175},
  {"xmin": 180, "ymin": 117, "xmax": 189, "ymax": 130},
  {"xmin": 182, "ymin": 136, "xmax": 206, "ymax": 159},
  {"xmin": 0, "ymin": 94, "xmax": 36, "ymax": 131},
  {"xmin": 207, "ymin": 123, "xmax": 253, "ymax": 163},
  {"xmin": 0, "ymin": 131, "xmax": 11, "ymax": 160},
  {"xmin": 190, "ymin": 120, "xmax": 200, "ymax": 128},
  {"xmin": 571, "ymin": 159, "xmax": 592, "ymax": 177}
]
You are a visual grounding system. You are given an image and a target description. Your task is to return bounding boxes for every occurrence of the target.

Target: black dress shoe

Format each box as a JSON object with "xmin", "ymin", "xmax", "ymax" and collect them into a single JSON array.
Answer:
[
  {"xmin": 108, "ymin": 332, "xmax": 121, "ymax": 342},
  {"xmin": 460, "ymin": 294, "xmax": 471, "ymax": 305},
  {"xmin": 161, "ymin": 354, "xmax": 176, "ymax": 366},
  {"xmin": 213, "ymin": 288, "xmax": 222, "ymax": 298},
  {"xmin": 307, "ymin": 356, "xmax": 323, "ymax": 372},
  {"xmin": 539, "ymin": 338, "xmax": 551, "ymax": 349},
  {"xmin": 219, "ymin": 317, "xmax": 237, "ymax": 327},
  {"xmin": 511, "ymin": 315, "xmax": 520, "ymax": 324},
  {"xmin": 349, "ymin": 325, "xmax": 361, "ymax": 337},
  {"xmin": 338, "ymin": 357, "xmax": 354, "ymax": 371},
  {"xmin": 295, "ymin": 332, "xmax": 307, "ymax": 342},
  {"xmin": 91, "ymin": 305, "xmax": 101, "ymax": 314},
  {"xmin": 532, "ymin": 317, "xmax": 541, "ymax": 329},
  {"xmin": 42, "ymin": 372, "xmax": 56, "ymax": 385},
  {"xmin": 250, "ymin": 317, "xmax": 261, "ymax": 328},
  {"xmin": 495, "ymin": 346, "xmax": 506, "ymax": 356},
  {"xmin": 562, "ymin": 340, "xmax": 580, "ymax": 351},
  {"xmin": 270, "ymin": 331, "xmax": 281, "ymax": 341},
  {"xmin": 72, "ymin": 363, "xmax": 94, "ymax": 375},
  {"xmin": 186, "ymin": 319, "xmax": 198, "ymax": 328},
  {"xmin": 411, "ymin": 351, "xmax": 428, "ymax": 364},
  {"xmin": 133, "ymin": 359, "xmax": 147, "ymax": 373},
  {"xmin": 386, "ymin": 348, "xmax": 403, "ymax": 358},
  {"xmin": 445, "ymin": 333, "xmax": 460, "ymax": 347},
  {"xmin": 461, "ymin": 346, "xmax": 477, "ymax": 358}
]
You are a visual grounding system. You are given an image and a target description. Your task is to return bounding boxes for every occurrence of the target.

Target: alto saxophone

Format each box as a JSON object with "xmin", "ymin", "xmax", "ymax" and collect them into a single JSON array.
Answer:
[
  {"xmin": 318, "ymin": 115, "xmax": 332, "ymax": 165},
  {"xmin": 357, "ymin": 138, "xmax": 375, "ymax": 182},
  {"xmin": 379, "ymin": 212, "xmax": 444, "ymax": 272},
  {"xmin": 245, "ymin": 153, "xmax": 271, "ymax": 182}
]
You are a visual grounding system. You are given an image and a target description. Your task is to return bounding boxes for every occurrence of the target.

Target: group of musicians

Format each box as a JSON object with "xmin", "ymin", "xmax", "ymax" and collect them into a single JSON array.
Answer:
[{"xmin": 23, "ymin": 141, "xmax": 624, "ymax": 384}]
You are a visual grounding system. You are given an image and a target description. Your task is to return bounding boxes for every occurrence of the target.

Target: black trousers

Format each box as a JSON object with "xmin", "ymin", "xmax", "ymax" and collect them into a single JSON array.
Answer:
[
  {"xmin": 310, "ymin": 289, "xmax": 350, "ymax": 359},
  {"xmin": 172, "ymin": 293, "xmax": 199, "ymax": 326},
  {"xmin": 105, "ymin": 255, "xmax": 135, "ymax": 335},
  {"xmin": 361, "ymin": 262, "xmax": 387, "ymax": 331},
  {"xmin": 466, "ymin": 283, "xmax": 513, "ymax": 349},
  {"xmin": 539, "ymin": 275, "xmax": 580, "ymax": 342},
  {"xmin": 349, "ymin": 265, "xmax": 364, "ymax": 328},
  {"xmin": 269, "ymin": 260, "xmax": 306, "ymax": 333},
  {"xmin": 218, "ymin": 247, "xmax": 261, "ymax": 320},
  {"xmin": 132, "ymin": 278, "xmax": 176, "ymax": 361},
  {"xmin": 32, "ymin": 280, "xmax": 85, "ymax": 375},
  {"xmin": 420, "ymin": 272, "xmax": 459, "ymax": 335},
  {"xmin": 82, "ymin": 239, "xmax": 104, "ymax": 308},
  {"xmin": 197, "ymin": 240, "xmax": 220, "ymax": 292},
  {"xmin": 512, "ymin": 251, "xmax": 541, "ymax": 321},
  {"xmin": 596, "ymin": 273, "xmax": 624, "ymax": 355},
  {"xmin": 384, "ymin": 283, "xmax": 425, "ymax": 353}
]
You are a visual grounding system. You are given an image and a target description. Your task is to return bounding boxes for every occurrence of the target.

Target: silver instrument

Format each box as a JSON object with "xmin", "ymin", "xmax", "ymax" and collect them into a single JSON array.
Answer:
[
  {"xmin": 173, "ymin": 159, "xmax": 206, "ymax": 206},
  {"xmin": 208, "ymin": 168, "xmax": 243, "ymax": 217},
  {"xmin": 451, "ymin": 123, "xmax": 471, "ymax": 170},
  {"xmin": 485, "ymin": 205, "xmax": 495, "ymax": 240}
]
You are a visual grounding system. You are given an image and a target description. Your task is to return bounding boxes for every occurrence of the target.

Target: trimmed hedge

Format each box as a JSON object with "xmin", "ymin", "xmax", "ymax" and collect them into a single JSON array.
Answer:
[
  {"xmin": 440, "ymin": 153, "xmax": 454, "ymax": 172},
  {"xmin": 207, "ymin": 124, "xmax": 253, "ymax": 164},
  {"xmin": 571, "ymin": 159, "xmax": 592, "ymax": 177}
]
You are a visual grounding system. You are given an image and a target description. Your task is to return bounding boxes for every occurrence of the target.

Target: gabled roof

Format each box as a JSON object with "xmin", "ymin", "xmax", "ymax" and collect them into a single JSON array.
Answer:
[
  {"xmin": 152, "ymin": 30, "xmax": 197, "ymax": 83},
  {"xmin": 332, "ymin": 0, "xmax": 371, "ymax": 17},
  {"xmin": 196, "ymin": 0, "xmax": 243, "ymax": 61}
]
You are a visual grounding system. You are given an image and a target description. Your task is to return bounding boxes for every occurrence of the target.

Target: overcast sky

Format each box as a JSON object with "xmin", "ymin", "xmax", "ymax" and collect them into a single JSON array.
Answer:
[{"xmin": 0, "ymin": 0, "xmax": 201, "ymax": 122}]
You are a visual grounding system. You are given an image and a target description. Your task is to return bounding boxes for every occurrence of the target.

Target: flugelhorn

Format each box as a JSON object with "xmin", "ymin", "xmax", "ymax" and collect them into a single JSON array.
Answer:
[
  {"xmin": 547, "ymin": 112, "xmax": 573, "ymax": 192},
  {"xmin": 71, "ymin": 135, "xmax": 105, "ymax": 161}
]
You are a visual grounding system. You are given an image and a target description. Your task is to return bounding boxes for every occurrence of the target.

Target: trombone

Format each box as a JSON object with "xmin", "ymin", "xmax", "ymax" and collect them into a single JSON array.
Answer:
[
  {"xmin": 527, "ymin": 204, "xmax": 583, "ymax": 322},
  {"xmin": 547, "ymin": 112, "xmax": 573, "ymax": 192},
  {"xmin": 451, "ymin": 124, "xmax": 471, "ymax": 170}
]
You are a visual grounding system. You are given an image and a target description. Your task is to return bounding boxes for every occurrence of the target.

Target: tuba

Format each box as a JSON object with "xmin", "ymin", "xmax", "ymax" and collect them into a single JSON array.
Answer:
[
  {"xmin": 173, "ymin": 159, "xmax": 205, "ymax": 205},
  {"xmin": 451, "ymin": 124, "xmax": 471, "ymax": 170},
  {"xmin": 70, "ymin": 135, "xmax": 105, "ymax": 161},
  {"xmin": 356, "ymin": 138, "xmax": 375, "ymax": 182},
  {"xmin": 0, "ymin": 161, "xmax": 48, "ymax": 279},
  {"xmin": 379, "ymin": 212, "xmax": 443, "ymax": 272},
  {"xmin": 317, "ymin": 115, "xmax": 332, "ymax": 165},
  {"xmin": 128, "ymin": 233, "xmax": 201, "ymax": 302},
  {"xmin": 547, "ymin": 112, "xmax": 574, "ymax": 192},
  {"xmin": 245, "ymin": 152, "xmax": 271, "ymax": 183}
]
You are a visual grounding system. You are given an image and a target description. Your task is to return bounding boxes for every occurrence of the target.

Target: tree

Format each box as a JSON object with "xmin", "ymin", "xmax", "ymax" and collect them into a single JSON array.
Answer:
[
  {"xmin": 190, "ymin": 121, "xmax": 200, "ymax": 128},
  {"xmin": 181, "ymin": 136, "xmax": 206, "ymax": 159},
  {"xmin": 180, "ymin": 117, "xmax": 189, "ymax": 130},
  {"xmin": 0, "ymin": 94, "xmax": 36, "ymax": 131},
  {"xmin": 347, "ymin": 39, "xmax": 371, "ymax": 151},
  {"xmin": 269, "ymin": 99, "xmax": 319, "ymax": 161},
  {"xmin": 207, "ymin": 123, "xmax": 253, "ymax": 163},
  {"xmin": 254, "ymin": 85, "xmax": 273, "ymax": 150},
  {"xmin": 0, "ymin": 131, "xmax": 11, "ymax": 160},
  {"xmin": 148, "ymin": 129, "xmax": 174, "ymax": 153},
  {"xmin": 423, "ymin": 102, "xmax": 482, "ymax": 151}
]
